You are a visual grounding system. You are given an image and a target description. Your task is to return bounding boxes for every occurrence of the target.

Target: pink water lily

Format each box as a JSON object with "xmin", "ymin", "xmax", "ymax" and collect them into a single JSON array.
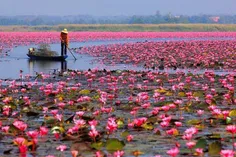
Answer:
[
  {"xmin": 56, "ymin": 145, "xmax": 67, "ymax": 151},
  {"xmin": 13, "ymin": 120, "xmax": 27, "ymax": 131},
  {"xmin": 226, "ymin": 125, "xmax": 236, "ymax": 134},
  {"xmin": 167, "ymin": 147, "xmax": 179, "ymax": 157},
  {"xmin": 220, "ymin": 150, "xmax": 235, "ymax": 157},
  {"xmin": 14, "ymin": 137, "xmax": 27, "ymax": 154},
  {"xmin": 113, "ymin": 150, "xmax": 125, "ymax": 157}
]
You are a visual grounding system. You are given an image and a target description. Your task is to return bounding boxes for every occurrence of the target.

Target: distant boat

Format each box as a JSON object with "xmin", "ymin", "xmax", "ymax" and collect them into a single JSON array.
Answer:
[{"xmin": 27, "ymin": 54, "xmax": 68, "ymax": 61}]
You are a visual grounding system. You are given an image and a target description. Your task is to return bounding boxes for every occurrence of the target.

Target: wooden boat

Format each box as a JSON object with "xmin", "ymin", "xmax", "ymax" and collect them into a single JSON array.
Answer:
[{"xmin": 27, "ymin": 54, "xmax": 68, "ymax": 61}]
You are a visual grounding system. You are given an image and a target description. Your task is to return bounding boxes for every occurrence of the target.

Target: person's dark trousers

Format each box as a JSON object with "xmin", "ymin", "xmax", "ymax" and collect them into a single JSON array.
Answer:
[{"xmin": 61, "ymin": 42, "xmax": 67, "ymax": 56}]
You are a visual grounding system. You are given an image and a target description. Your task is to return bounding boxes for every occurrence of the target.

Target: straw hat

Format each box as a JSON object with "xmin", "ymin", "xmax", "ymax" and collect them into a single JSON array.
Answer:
[{"xmin": 61, "ymin": 28, "xmax": 68, "ymax": 34}]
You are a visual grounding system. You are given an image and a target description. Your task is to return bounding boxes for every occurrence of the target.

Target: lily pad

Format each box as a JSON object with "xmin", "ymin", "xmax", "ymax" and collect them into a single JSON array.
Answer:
[
  {"xmin": 141, "ymin": 122, "xmax": 154, "ymax": 130},
  {"xmin": 178, "ymin": 92, "xmax": 186, "ymax": 97},
  {"xmin": 165, "ymin": 91, "xmax": 173, "ymax": 96},
  {"xmin": 91, "ymin": 141, "xmax": 104, "ymax": 150},
  {"xmin": 226, "ymin": 117, "xmax": 232, "ymax": 124},
  {"xmin": 44, "ymin": 117, "xmax": 57, "ymax": 125},
  {"xmin": 208, "ymin": 141, "xmax": 221, "ymax": 156},
  {"xmin": 121, "ymin": 131, "xmax": 129, "ymax": 138},
  {"xmin": 187, "ymin": 119, "xmax": 201, "ymax": 125},
  {"xmin": 105, "ymin": 138, "xmax": 125, "ymax": 152},
  {"xmin": 229, "ymin": 110, "xmax": 236, "ymax": 117},
  {"xmin": 79, "ymin": 89, "xmax": 90, "ymax": 95},
  {"xmin": 193, "ymin": 91, "xmax": 204, "ymax": 98},
  {"xmin": 117, "ymin": 119, "xmax": 124, "ymax": 128},
  {"xmin": 51, "ymin": 126, "xmax": 65, "ymax": 134},
  {"xmin": 194, "ymin": 139, "xmax": 207, "ymax": 149},
  {"xmin": 208, "ymin": 133, "xmax": 221, "ymax": 140}
]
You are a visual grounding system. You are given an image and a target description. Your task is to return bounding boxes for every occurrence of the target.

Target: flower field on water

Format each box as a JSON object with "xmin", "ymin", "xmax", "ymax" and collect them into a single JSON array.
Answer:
[
  {"xmin": 1, "ymin": 32, "xmax": 236, "ymax": 50},
  {"xmin": 0, "ymin": 32, "xmax": 235, "ymax": 157}
]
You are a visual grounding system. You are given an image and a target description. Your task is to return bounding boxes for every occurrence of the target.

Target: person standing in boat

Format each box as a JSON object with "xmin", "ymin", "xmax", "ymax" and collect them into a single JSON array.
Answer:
[{"xmin": 60, "ymin": 28, "xmax": 69, "ymax": 56}]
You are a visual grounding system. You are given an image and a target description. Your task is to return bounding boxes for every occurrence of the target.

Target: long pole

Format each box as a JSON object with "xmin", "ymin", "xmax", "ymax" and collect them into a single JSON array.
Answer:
[{"xmin": 67, "ymin": 47, "xmax": 77, "ymax": 60}]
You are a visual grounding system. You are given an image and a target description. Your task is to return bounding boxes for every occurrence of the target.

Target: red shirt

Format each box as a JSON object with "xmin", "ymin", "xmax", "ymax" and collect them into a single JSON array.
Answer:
[{"xmin": 60, "ymin": 32, "xmax": 69, "ymax": 44}]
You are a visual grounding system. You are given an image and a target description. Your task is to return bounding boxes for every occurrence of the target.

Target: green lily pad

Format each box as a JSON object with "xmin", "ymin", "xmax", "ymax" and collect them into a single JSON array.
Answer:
[
  {"xmin": 195, "ymin": 139, "xmax": 207, "ymax": 149},
  {"xmin": 141, "ymin": 122, "xmax": 154, "ymax": 130},
  {"xmin": 193, "ymin": 91, "xmax": 204, "ymax": 98},
  {"xmin": 121, "ymin": 131, "xmax": 129, "ymax": 138},
  {"xmin": 229, "ymin": 110, "xmax": 236, "ymax": 117},
  {"xmin": 117, "ymin": 119, "xmax": 124, "ymax": 128},
  {"xmin": 178, "ymin": 92, "xmax": 186, "ymax": 97},
  {"xmin": 187, "ymin": 119, "xmax": 201, "ymax": 125},
  {"xmin": 51, "ymin": 126, "xmax": 65, "ymax": 134},
  {"xmin": 79, "ymin": 89, "xmax": 90, "ymax": 95},
  {"xmin": 208, "ymin": 133, "xmax": 221, "ymax": 139},
  {"xmin": 91, "ymin": 141, "xmax": 104, "ymax": 150},
  {"xmin": 165, "ymin": 91, "xmax": 173, "ymax": 96},
  {"xmin": 45, "ymin": 117, "xmax": 57, "ymax": 125},
  {"xmin": 226, "ymin": 117, "xmax": 232, "ymax": 124},
  {"xmin": 105, "ymin": 138, "xmax": 125, "ymax": 152},
  {"xmin": 208, "ymin": 141, "xmax": 221, "ymax": 156}
]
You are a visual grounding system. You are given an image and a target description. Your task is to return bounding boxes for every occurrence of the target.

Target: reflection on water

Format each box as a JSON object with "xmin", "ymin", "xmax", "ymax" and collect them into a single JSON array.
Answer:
[{"xmin": 28, "ymin": 60, "xmax": 67, "ymax": 76}]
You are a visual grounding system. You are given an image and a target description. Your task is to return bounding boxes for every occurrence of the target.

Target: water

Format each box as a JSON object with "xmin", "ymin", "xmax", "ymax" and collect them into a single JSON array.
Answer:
[{"xmin": 0, "ymin": 38, "xmax": 235, "ymax": 79}]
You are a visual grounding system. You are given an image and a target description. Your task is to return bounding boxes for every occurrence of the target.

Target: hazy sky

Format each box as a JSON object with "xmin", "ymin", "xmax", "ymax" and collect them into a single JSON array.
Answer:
[{"xmin": 1, "ymin": 0, "xmax": 236, "ymax": 16}]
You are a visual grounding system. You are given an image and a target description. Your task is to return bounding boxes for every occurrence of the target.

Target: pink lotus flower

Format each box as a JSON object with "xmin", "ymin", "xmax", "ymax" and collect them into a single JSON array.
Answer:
[
  {"xmin": 127, "ymin": 135, "xmax": 134, "ymax": 142},
  {"xmin": 57, "ymin": 102, "xmax": 66, "ymax": 108},
  {"xmin": 2, "ymin": 126, "xmax": 10, "ymax": 133},
  {"xmin": 89, "ymin": 120, "xmax": 98, "ymax": 127},
  {"xmin": 141, "ymin": 102, "xmax": 151, "ymax": 109},
  {"xmin": 226, "ymin": 125, "xmax": 236, "ymax": 134},
  {"xmin": 95, "ymin": 151, "xmax": 103, "ymax": 157},
  {"xmin": 182, "ymin": 127, "xmax": 198, "ymax": 140},
  {"xmin": 68, "ymin": 100, "xmax": 75, "ymax": 106},
  {"xmin": 166, "ymin": 147, "xmax": 179, "ymax": 157},
  {"xmin": 184, "ymin": 127, "xmax": 198, "ymax": 135},
  {"xmin": 197, "ymin": 110, "xmax": 204, "ymax": 116},
  {"xmin": 27, "ymin": 130, "xmax": 39, "ymax": 139},
  {"xmin": 76, "ymin": 111, "xmax": 85, "ymax": 117},
  {"xmin": 2, "ymin": 106, "xmax": 11, "ymax": 116},
  {"xmin": 14, "ymin": 137, "xmax": 26, "ymax": 146},
  {"xmin": 89, "ymin": 128, "xmax": 99, "ymax": 141},
  {"xmin": 160, "ymin": 121, "xmax": 170, "ymax": 128},
  {"xmin": 19, "ymin": 145, "xmax": 27, "ymax": 154},
  {"xmin": 74, "ymin": 119, "xmax": 86, "ymax": 127},
  {"xmin": 71, "ymin": 150, "xmax": 79, "ymax": 157},
  {"xmin": 220, "ymin": 150, "xmax": 235, "ymax": 157},
  {"xmin": 174, "ymin": 122, "xmax": 182, "ymax": 127},
  {"xmin": 56, "ymin": 145, "xmax": 67, "ymax": 151},
  {"xmin": 93, "ymin": 110, "xmax": 100, "ymax": 116},
  {"xmin": 133, "ymin": 117, "xmax": 147, "ymax": 127},
  {"xmin": 50, "ymin": 109, "xmax": 58, "ymax": 116},
  {"xmin": 106, "ymin": 117, "xmax": 118, "ymax": 134},
  {"xmin": 114, "ymin": 150, "xmax": 124, "ymax": 157},
  {"xmin": 186, "ymin": 141, "xmax": 196, "ymax": 149},
  {"xmin": 13, "ymin": 120, "xmax": 27, "ymax": 131},
  {"xmin": 55, "ymin": 114, "xmax": 63, "ymax": 121},
  {"xmin": 151, "ymin": 107, "xmax": 159, "ymax": 115},
  {"xmin": 39, "ymin": 126, "xmax": 49, "ymax": 136},
  {"xmin": 195, "ymin": 148, "xmax": 203, "ymax": 156}
]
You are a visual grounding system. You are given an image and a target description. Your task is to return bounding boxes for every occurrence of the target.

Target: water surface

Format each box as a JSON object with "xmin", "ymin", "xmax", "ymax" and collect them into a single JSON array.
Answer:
[{"xmin": 0, "ymin": 37, "xmax": 235, "ymax": 79}]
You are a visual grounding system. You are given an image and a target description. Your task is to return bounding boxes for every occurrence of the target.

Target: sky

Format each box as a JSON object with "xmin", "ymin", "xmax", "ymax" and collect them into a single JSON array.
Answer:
[{"xmin": 1, "ymin": 0, "xmax": 236, "ymax": 16}]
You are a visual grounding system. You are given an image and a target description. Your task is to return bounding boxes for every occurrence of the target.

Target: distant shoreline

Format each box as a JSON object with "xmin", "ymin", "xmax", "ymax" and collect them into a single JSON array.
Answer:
[{"xmin": 0, "ymin": 24, "xmax": 236, "ymax": 32}]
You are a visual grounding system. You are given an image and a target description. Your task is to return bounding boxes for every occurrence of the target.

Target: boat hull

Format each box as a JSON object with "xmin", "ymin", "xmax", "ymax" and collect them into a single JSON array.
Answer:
[{"xmin": 27, "ymin": 54, "xmax": 68, "ymax": 61}]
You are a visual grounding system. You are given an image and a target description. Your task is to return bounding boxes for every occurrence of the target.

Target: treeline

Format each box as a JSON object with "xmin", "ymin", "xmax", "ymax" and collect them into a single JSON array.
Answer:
[{"xmin": 1, "ymin": 13, "xmax": 236, "ymax": 25}]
